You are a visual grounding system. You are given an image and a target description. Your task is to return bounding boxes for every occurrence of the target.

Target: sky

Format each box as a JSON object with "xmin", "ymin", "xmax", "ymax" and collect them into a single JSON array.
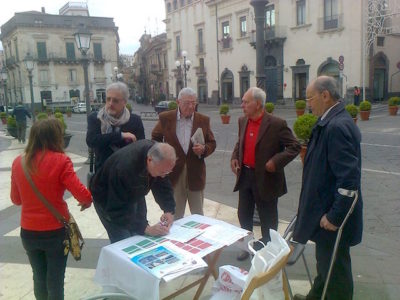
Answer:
[{"xmin": 0, "ymin": 0, "xmax": 166, "ymax": 54}]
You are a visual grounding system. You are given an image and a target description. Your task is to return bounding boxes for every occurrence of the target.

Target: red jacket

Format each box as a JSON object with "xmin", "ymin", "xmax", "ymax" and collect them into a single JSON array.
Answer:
[{"xmin": 11, "ymin": 151, "xmax": 92, "ymax": 231}]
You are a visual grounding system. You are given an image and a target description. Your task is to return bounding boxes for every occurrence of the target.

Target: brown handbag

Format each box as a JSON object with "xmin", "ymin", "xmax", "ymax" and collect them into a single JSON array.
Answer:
[{"xmin": 21, "ymin": 157, "xmax": 84, "ymax": 261}]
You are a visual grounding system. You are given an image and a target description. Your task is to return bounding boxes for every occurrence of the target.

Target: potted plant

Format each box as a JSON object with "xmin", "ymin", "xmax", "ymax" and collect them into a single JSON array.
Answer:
[
  {"xmin": 66, "ymin": 107, "xmax": 72, "ymax": 117},
  {"xmin": 37, "ymin": 112, "xmax": 72, "ymax": 148},
  {"xmin": 345, "ymin": 104, "xmax": 359, "ymax": 123},
  {"xmin": 168, "ymin": 101, "xmax": 178, "ymax": 110},
  {"xmin": 219, "ymin": 104, "xmax": 230, "ymax": 124},
  {"xmin": 295, "ymin": 100, "xmax": 306, "ymax": 117},
  {"xmin": 6, "ymin": 116, "xmax": 17, "ymax": 138},
  {"xmin": 265, "ymin": 102, "xmax": 275, "ymax": 114},
  {"xmin": 293, "ymin": 114, "xmax": 318, "ymax": 164},
  {"xmin": 388, "ymin": 97, "xmax": 399, "ymax": 116},
  {"xmin": 359, "ymin": 100, "xmax": 372, "ymax": 121},
  {"xmin": 0, "ymin": 112, "xmax": 7, "ymax": 124}
]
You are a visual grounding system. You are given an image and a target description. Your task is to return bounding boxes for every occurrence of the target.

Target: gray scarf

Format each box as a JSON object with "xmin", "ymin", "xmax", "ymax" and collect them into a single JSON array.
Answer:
[{"xmin": 97, "ymin": 107, "xmax": 130, "ymax": 134}]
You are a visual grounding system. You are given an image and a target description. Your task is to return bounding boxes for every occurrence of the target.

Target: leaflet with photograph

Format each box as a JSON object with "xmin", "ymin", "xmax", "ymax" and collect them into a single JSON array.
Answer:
[{"xmin": 130, "ymin": 241, "xmax": 206, "ymax": 281}]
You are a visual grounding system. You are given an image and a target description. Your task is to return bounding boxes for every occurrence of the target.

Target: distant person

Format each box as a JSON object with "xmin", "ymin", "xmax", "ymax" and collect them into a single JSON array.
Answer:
[
  {"xmin": 354, "ymin": 86, "xmax": 360, "ymax": 106},
  {"xmin": 11, "ymin": 119, "xmax": 92, "ymax": 300},
  {"xmin": 231, "ymin": 87, "xmax": 300, "ymax": 261},
  {"xmin": 293, "ymin": 76, "xmax": 363, "ymax": 300},
  {"xmin": 12, "ymin": 102, "xmax": 31, "ymax": 143},
  {"xmin": 86, "ymin": 82, "xmax": 145, "ymax": 172},
  {"xmin": 0, "ymin": 105, "xmax": 4, "ymax": 112},
  {"xmin": 152, "ymin": 87, "xmax": 216, "ymax": 219},
  {"xmin": 90, "ymin": 140, "xmax": 176, "ymax": 243}
]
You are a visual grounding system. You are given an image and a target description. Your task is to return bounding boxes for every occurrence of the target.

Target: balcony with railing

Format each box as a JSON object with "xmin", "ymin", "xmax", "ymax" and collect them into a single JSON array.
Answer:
[
  {"xmin": 48, "ymin": 53, "xmax": 79, "ymax": 64},
  {"xmin": 264, "ymin": 25, "xmax": 287, "ymax": 40},
  {"xmin": 5, "ymin": 56, "xmax": 17, "ymax": 68},
  {"xmin": 318, "ymin": 14, "xmax": 344, "ymax": 32},
  {"xmin": 220, "ymin": 36, "xmax": 232, "ymax": 50},
  {"xmin": 194, "ymin": 66, "xmax": 206, "ymax": 75}
]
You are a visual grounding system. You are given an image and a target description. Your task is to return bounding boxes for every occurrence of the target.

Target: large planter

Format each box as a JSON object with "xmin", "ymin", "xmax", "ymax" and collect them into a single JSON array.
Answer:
[
  {"xmin": 220, "ymin": 115, "xmax": 230, "ymax": 124},
  {"xmin": 7, "ymin": 127, "xmax": 17, "ymax": 138},
  {"xmin": 388, "ymin": 106, "xmax": 398, "ymax": 116},
  {"xmin": 360, "ymin": 110, "xmax": 370, "ymax": 121},
  {"xmin": 299, "ymin": 145, "xmax": 307, "ymax": 164},
  {"xmin": 296, "ymin": 109, "xmax": 305, "ymax": 117},
  {"xmin": 353, "ymin": 117, "xmax": 358, "ymax": 124},
  {"xmin": 63, "ymin": 133, "xmax": 73, "ymax": 148}
]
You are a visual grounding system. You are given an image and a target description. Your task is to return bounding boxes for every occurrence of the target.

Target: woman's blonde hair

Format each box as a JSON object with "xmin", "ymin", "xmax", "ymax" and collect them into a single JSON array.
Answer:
[{"xmin": 24, "ymin": 118, "xmax": 64, "ymax": 173}]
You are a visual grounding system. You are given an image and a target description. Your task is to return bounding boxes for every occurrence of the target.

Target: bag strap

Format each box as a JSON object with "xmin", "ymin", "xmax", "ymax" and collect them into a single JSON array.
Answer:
[{"xmin": 21, "ymin": 156, "xmax": 68, "ymax": 227}]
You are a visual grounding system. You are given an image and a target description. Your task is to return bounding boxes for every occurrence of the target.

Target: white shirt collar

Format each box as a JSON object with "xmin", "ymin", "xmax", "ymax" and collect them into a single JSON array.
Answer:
[
  {"xmin": 321, "ymin": 102, "xmax": 340, "ymax": 121},
  {"xmin": 177, "ymin": 108, "xmax": 194, "ymax": 121}
]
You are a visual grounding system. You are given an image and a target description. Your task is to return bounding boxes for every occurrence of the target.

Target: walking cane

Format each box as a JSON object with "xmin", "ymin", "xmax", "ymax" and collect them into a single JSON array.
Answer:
[{"xmin": 321, "ymin": 188, "xmax": 359, "ymax": 300}]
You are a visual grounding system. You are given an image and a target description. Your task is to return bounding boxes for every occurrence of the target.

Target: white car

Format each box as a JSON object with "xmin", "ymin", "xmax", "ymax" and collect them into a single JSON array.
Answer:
[{"xmin": 72, "ymin": 103, "xmax": 87, "ymax": 113}]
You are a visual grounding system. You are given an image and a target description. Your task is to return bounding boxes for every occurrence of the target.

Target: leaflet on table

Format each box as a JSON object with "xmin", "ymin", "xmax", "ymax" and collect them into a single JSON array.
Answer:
[
  {"xmin": 164, "ymin": 223, "xmax": 203, "ymax": 243},
  {"xmin": 130, "ymin": 241, "xmax": 207, "ymax": 281}
]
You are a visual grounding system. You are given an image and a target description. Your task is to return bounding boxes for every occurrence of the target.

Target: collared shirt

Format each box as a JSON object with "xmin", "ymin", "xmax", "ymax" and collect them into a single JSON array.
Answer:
[
  {"xmin": 243, "ymin": 112, "xmax": 264, "ymax": 168},
  {"xmin": 176, "ymin": 109, "xmax": 193, "ymax": 155},
  {"xmin": 321, "ymin": 102, "xmax": 340, "ymax": 121}
]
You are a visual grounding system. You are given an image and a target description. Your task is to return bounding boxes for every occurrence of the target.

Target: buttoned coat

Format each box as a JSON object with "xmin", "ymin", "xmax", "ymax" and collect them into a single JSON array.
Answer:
[
  {"xmin": 152, "ymin": 109, "xmax": 216, "ymax": 191},
  {"xmin": 231, "ymin": 113, "xmax": 300, "ymax": 201},
  {"xmin": 293, "ymin": 102, "xmax": 363, "ymax": 246}
]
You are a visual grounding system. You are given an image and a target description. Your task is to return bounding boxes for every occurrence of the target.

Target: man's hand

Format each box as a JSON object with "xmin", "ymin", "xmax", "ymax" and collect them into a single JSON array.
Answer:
[
  {"xmin": 231, "ymin": 159, "xmax": 240, "ymax": 175},
  {"xmin": 265, "ymin": 160, "xmax": 276, "ymax": 172},
  {"xmin": 121, "ymin": 132, "xmax": 137, "ymax": 143},
  {"xmin": 78, "ymin": 202, "xmax": 91, "ymax": 211},
  {"xmin": 192, "ymin": 144, "xmax": 205, "ymax": 157},
  {"xmin": 160, "ymin": 212, "xmax": 174, "ymax": 230},
  {"xmin": 145, "ymin": 224, "xmax": 170, "ymax": 236},
  {"xmin": 320, "ymin": 214, "xmax": 338, "ymax": 231}
]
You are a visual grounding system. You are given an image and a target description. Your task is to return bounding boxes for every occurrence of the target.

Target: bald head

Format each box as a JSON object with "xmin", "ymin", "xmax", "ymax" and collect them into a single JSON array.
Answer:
[
  {"xmin": 147, "ymin": 143, "xmax": 177, "ymax": 178},
  {"xmin": 310, "ymin": 76, "xmax": 340, "ymax": 101},
  {"xmin": 306, "ymin": 76, "xmax": 340, "ymax": 117}
]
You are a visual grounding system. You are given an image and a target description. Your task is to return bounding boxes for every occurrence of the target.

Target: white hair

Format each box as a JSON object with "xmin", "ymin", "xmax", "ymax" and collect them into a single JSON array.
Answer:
[{"xmin": 248, "ymin": 87, "xmax": 266, "ymax": 106}]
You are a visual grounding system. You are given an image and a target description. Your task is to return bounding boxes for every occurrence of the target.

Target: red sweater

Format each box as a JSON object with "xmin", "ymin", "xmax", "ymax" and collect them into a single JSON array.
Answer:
[{"xmin": 11, "ymin": 151, "xmax": 92, "ymax": 231}]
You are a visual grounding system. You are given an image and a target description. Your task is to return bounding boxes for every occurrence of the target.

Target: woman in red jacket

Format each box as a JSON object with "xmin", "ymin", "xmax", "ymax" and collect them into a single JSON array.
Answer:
[{"xmin": 11, "ymin": 118, "xmax": 92, "ymax": 300}]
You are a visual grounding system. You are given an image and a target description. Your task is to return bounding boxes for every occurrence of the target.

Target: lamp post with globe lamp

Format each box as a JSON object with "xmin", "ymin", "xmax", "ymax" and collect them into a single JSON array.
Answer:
[
  {"xmin": 175, "ymin": 50, "xmax": 191, "ymax": 87},
  {"xmin": 1, "ymin": 68, "xmax": 9, "ymax": 115},
  {"xmin": 23, "ymin": 53, "xmax": 36, "ymax": 121}
]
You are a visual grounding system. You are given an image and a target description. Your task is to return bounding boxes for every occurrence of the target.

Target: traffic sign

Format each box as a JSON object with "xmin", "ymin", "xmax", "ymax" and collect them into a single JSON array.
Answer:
[
  {"xmin": 339, "ymin": 55, "xmax": 344, "ymax": 63},
  {"xmin": 339, "ymin": 63, "xmax": 344, "ymax": 71}
]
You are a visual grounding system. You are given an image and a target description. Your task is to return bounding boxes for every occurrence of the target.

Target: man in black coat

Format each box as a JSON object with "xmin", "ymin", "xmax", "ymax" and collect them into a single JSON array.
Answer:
[
  {"xmin": 293, "ymin": 76, "xmax": 363, "ymax": 300},
  {"xmin": 90, "ymin": 140, "xmax": 176, "ymax": 243},
  {"xmin": 12, "ymin": 102, "xmax": 31, "ymax": 143},
  {"xmin": 86, "ymin": 82, "xmax": 145, "ymax": 172}
]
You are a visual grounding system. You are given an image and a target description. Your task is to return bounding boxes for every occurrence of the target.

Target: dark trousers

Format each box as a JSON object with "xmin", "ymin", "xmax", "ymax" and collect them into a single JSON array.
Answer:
[
  {"xmin": 16, "ymin": 121, "xmax": 27, "ymax": 143},
  {"xmin": 21, "ymin": 228, "xmax": 68, "ymax": 300},
  {"xmin": 307, "ymin": 240, "xmax": 353, "ymax": 300},
  {"xmin": 237, "ymin": 167, "xmax": 278, "ymax": 241},
  {"xmin": 93, "ymin": 201, "xmax": 134, "ymax": 243}
]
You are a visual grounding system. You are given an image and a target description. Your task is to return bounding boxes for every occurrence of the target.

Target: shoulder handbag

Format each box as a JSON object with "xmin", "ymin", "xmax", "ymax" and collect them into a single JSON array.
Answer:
[{"xmin": 21, "ymin": 157, "xmax": 84, "ymax": 261}]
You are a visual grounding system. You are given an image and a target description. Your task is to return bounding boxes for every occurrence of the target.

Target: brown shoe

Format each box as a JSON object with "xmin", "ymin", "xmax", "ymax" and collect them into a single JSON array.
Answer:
[{"xmin": 236, "ymin": 250, "xmax": 250, "ymax": 261}]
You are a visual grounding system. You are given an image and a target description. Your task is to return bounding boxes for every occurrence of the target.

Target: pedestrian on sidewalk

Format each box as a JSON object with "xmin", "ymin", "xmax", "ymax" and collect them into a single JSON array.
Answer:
[
  {"xmin": 292, "ymin": 76, "xmax": 363, "ymax": 300},
  {"xmin": 353, "ymin": 86, "xmax": 361, "ymax": 106},
  {"xmin": 10, "ymin": 118, "xmax": 92, "ymax": 300},
  {"xmin": 90, "ymin": 140, "xmax": 176, "ymax": 243},
  {"xmin": 86, "ymin": 82, "xmax": 145, "ymax": 172},
  {"xmin": 152, "ymin": 87, "xmax": 216, "ymax": 219},
  {"xmin": 231, "ymin": 87, "xmax": 300, "ymax": 261},
  {"xmin": 12, "ymin": 101, "xmax": 31, "ymax": 143}
]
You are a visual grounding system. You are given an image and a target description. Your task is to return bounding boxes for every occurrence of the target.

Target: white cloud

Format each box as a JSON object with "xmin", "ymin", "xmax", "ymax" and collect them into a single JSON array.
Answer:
[{"xmin": 0, "ymin": 0, "xmax": 166, "ymax": 54}]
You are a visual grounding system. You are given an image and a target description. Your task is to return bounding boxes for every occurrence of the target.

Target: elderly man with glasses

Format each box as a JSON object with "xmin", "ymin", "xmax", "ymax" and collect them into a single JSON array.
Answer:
[
  {"xmin": 152, "ymin": 87, "xmax": 216, "ymax": 219},
  {"xmin": 90, "ymin": 140, "xmax": 176, "ymax": 243}
]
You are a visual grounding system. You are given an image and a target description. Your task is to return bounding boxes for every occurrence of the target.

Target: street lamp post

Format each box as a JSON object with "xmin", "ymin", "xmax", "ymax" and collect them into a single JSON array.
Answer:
[
  {"xmin": 24, "ymin": 53, "xmax": 36, "ymax": 122},
  {"xmin": 74, "ymin": 26, "xmax": 92, "ymax": 120},
  {"xmin": 1, "ymin": 68, "xmax": 8, "ymax": 115},
  {"xmin": 113, "ymin": 66, "xmax": 123, "ymax": 82},
  {"xmin": 175, "ymin": 50, "xmax": 191, "ymax": 87}
]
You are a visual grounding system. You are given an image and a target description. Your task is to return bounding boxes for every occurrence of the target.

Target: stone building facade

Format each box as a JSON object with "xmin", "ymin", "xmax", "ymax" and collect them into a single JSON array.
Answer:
[
  {"xmin": 163, "ymin": 0, "xmax": 400, "ymax": 103},
  {"xmin": 0, "ymin": 5, "xmax": 119, "ymax": 110}
]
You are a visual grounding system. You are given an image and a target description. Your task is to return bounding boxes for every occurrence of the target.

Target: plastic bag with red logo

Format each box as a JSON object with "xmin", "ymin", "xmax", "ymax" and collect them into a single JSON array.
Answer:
[{"xmin": 210, "ymin": 265, "xmax": 248, "ymax": 300}]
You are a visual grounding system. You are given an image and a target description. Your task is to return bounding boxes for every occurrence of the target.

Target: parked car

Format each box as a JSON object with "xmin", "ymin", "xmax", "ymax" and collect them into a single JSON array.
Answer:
[
  {"xmin": 72, "ymin": 103, "xmax": 87, "ymax": 113},
  {"xmin": 154, "ymin": 101, "xmax": 173, "ymax": 114}
]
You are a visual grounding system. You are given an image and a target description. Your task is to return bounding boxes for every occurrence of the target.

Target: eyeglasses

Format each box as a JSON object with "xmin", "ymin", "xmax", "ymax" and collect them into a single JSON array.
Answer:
[
  {"xmin": 181, "ymin": 101, "xmax": 197, "ymax": 107},
  {"xmin": 305, "ymin": 95, "xmax": 317, "ymax": 102}
]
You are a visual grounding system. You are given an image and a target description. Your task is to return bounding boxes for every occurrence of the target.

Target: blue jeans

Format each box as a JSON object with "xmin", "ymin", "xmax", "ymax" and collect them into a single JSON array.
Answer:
[{"xmin": 21, "ymin": 227, "xmax": 68, "ymax": 300}]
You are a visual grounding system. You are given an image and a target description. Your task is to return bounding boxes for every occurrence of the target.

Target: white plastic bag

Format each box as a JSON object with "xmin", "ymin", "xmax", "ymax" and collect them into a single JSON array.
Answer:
[
  {"xmin": 242, "ymin": 229, "xmax": 290, "ymax": 300},
  {"xmin": 210, "ymin": 265, "xmax": 248, "ymax": 300}
]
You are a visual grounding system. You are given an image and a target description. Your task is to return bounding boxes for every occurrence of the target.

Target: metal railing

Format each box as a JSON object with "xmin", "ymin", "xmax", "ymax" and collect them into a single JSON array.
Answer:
[{"xmin": 318, "ymin": 14, "xmax": 343, "ymax": 32}]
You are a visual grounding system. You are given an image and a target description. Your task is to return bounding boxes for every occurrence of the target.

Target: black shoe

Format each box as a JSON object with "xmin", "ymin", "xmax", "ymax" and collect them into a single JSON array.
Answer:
[
  {"xmin": 236, "ymin": 250, "xmax": 250, "ymax": 261},
  {"xmin": 293, "ymin": 295, "xmax": 307, "ymax": 300}
]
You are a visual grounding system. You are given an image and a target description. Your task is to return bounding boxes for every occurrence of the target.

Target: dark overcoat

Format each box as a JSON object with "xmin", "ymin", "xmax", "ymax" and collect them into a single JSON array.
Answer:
[
  {"xmin": 86, "ymin": 111, "xmax": 145, "ymax": 171},
  {"xmin": 90, "ymin": 140, "xmax": 175, "ymax": 235},
  {"xmin": 293, "ymin": 102, "xmax": 363, "ymax": 246}
]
